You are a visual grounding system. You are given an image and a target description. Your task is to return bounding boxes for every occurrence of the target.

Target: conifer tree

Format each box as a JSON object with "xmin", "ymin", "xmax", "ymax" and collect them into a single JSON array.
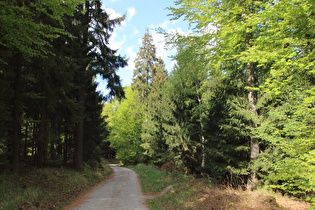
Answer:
[
  {"xmin": 161, "ymin": 42, "xmax": 209, "ymax": 174},
  {"xmin": 141, "ymin": 58, "xmax": 168, "ymax": 163},
  {"xmin": 133, "ymin": 30, "xmax": 160, "ymax": 106},
  {"xmin": 132, "ymin": 31, "xmax": 168, "ymax": 164},
  {"xmin": 65, "ymin": 0, "xmax": 127, "ymax": 170}
]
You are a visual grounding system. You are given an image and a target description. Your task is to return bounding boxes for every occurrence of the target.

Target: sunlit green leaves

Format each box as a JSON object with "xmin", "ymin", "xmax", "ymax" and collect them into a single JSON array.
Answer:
[{"xmin": 106, "ymin": 87, "xmax": 145, "ymax": 164}]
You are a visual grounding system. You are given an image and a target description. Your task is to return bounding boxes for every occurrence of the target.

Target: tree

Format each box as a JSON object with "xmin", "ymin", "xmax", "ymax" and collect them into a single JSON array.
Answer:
[
  {"xmin": 140, "ymin": 61, "xmax": 168, "ymax": 164},
  {"xmin": 64, "ymin": 0, "xmax": 127, "ymax": 170},
  {"xmin": 156, "ymin": 41, "xmax": 210, "ymax": 174},
  {"xmin": 133, "ymin": 30, "xmax": 161, "ymax": 106},
  {"xmin": 168, "ymin": 0, "xmax": 270, "ymax": 188},
  {"xmin": 132, "ymin": 31, "xmax": 169, "ymax": 164},
  {"xmin": 169, "ymin": 0, "xmax": 315, "ymax": 196},
  {"xmin": 106, "ymin": 87, "xmax": 145, "ymax": 164}
]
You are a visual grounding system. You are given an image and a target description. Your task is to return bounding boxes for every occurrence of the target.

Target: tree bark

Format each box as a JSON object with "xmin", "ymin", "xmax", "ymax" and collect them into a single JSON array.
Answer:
[
  {"xmin": 73, "ymin": 0, "xmax": 89, "ymax": 171},
  {"xmin": 245, "ymin": 29, "xmax": 259, "ymax": 190},
  {"xmin": 74, "ymin": 90, "xmax": 84, "ymax": 171},
  {"xmin": 197, "ymin": 92, "xmax": 206, "ymax": 172},
  {"xmin": 63, "ymin": 131, "xmax": 69, "ymax": 166},
  {"xmin": 246, "ymin": 60, "xmax": 259, "ymax": 191},
  {"xmin": 11, "ymin": 57, "xmax": 23, "ymax": 173},
  {"xmin": 24, "ymin": 122, "xmax": 28, "ymax": 157}
]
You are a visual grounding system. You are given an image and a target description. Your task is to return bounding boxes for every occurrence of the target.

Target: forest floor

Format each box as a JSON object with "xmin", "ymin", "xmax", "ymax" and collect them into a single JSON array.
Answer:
[
  {"xmin": 129, "ymin": 164, "xmax": 313, "ymax": 210},
  {"xmin": 0, "ymin": 160, "xmax": 113, "ymax": 209}
]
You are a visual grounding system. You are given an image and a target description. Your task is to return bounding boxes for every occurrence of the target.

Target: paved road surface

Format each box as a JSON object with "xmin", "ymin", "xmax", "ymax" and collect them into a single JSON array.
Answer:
[{"xmin": 68, "ymin": 166, "xmax": 148, "ymax": 210}]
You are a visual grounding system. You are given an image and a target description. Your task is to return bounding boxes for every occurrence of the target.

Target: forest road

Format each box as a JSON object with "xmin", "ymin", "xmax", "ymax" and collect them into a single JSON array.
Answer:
[{"xmin": 66, "ymin": 166, "xmax": 149, "ymax": 210}]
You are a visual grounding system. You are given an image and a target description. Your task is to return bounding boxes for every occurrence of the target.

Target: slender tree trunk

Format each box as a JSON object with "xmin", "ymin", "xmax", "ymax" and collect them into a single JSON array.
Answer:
[
  {"xmin": 31, "ymin": 122, "xmax": 37, "ymax": 157},
  {"xmin": 11, "ymin": 57, "xmax": 22, "ymax": 173},
  {"xmin": 63, "ymin": 132, "xmax": 69, "ymax": 166},
  {"xmin": 197, "ymin": 93, "xmax": 206, "ymax": 173},
  {"xmin": 74, "ymin": 90, "xmax": 84, "ymax": 171},
  {"xmin": 246, "ymin": 60, "xmax": 259, "ymax": 191},
  {"xmin": 37, "ymin": 113, "xmax": 47, "ymax": 166},
  {"xmin": 245, "ymin": 29, "xmax": 259, "ymax": 190},
  {"xmin": 73, "ymin": 0, "xmax": 90, "ymax": 171},
  {"xmin": 12, "ymin": 96, "xmax": 21, "ymax": 172},
  {"xmin": 247, "ymin": 65, "xmax": 259, "ymax": 190},
  {"xmin": 24, "ymin": 122, "xmax": 29, "ymax": 157}
]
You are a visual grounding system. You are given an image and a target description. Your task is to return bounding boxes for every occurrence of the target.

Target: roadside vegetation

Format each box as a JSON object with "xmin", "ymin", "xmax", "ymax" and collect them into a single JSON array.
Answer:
[
  {"xmin": 0, "ymin": 161, "xmax": 112, "ymax": 210},
  {"xmin": 105, "ymin": 0, "xmax": 315, "ymax": 204},
  {"xmin": 130, "ymin": 164, "xmax": 313, "ymax": 210}
]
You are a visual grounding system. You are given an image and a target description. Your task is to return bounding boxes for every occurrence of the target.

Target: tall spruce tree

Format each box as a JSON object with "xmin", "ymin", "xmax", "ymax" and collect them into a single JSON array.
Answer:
[
  {"xmin": 160, "ymin": 42, "xmax": 209, "ymax": 174},
  {"xmin": 140, "ymin": 57, "xmax": 168, "ymax": 164},
  {"xmin": 66, "ymin": 0, "xmax": 127, "ymax": 170},
  {"xmin": 133, "ymin": 30, "xmax": 160, "ymax": 106},
  {"xmin": 132, "ymin": 31, "xmax": 168, "ymax": 163}
]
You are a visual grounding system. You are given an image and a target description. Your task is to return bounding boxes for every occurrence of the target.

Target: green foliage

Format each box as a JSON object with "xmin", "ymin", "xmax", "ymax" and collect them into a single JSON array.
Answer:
[
  {"xmin": 130, "ymin": 31, "xmax": 170, "ymax": 165},
  {"xmin": 255, "ymin": 90, "xmax": 315, "ymax": 200},
  {"xmin": 106, "ymin": 87, "xmax": 145, "ymax": 164},
  {"xmin": 0, "ymin": 0, "xmax": 82, "ymax": 62}
]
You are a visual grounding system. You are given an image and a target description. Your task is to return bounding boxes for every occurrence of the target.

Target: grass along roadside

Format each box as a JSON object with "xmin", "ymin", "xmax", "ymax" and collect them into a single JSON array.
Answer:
[
  {"xmin": 0, "ymin": 161, "xmax": 113, "ymax": 210},
  {"xmin": 128, "ymin": 164, "xmax": 188, "ymax": 195},
  {"xmin": 130, "ymin": 164, "xmax": 313, "ymax": 210}
]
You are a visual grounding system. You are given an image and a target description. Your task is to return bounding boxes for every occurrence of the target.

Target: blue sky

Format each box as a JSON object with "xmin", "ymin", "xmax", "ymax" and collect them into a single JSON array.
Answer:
[{"xmin": 97, "ymin": 0, "xmax": 190, "ymax": 95}]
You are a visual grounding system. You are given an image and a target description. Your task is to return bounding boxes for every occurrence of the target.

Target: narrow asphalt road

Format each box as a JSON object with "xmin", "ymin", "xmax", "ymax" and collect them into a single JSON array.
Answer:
[{"xmin": 67, "ymin": 166, "xmax": 149, "ymax": 210}]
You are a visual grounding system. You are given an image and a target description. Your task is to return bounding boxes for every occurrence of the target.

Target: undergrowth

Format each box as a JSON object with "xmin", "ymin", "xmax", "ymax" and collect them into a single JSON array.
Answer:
[
  {"xmin": 128, "ymin": 164, "xmax": 189, "ymax": 194},
  {"xmin": 0, "ymin": 160, "xmax": 113, "ymax": 210},
  {"xmin": 131, "ymin": 164, "xmax": 313, "ymax": 210}
]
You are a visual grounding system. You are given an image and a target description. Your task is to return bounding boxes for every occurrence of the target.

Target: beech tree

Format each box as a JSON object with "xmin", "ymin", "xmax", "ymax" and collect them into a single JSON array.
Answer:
[{"xmin": 106, "ymin": 87, "xmax": 145, "ymax": 164}]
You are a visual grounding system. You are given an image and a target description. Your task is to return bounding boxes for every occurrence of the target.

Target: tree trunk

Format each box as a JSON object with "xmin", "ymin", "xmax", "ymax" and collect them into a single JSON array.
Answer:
[
  {"xmin": 197, "ymin": 93, "xmax": 206, "ymax": 173},
  {"xmin": 11, "ymin": 58, "xmax": 22, "ymax": 173},
  {"xmin": 24, "ymin": 122, "xmax": 29, "ymax": 157},
  {"xmin": 63, "ymin": 132, "xmax": 69, "ymax": 166},
  {"xmin": 74, "ymin": 90, "xmax": 84, "ymax": 171},
  {"xmin": 246, "ymin": 60, "xmax": 259, "ymax": 191},
  {"xmin": 73, "ymin": 0, "xmax": 90, "ymax": 171},
  {"xmin": 31, "ymin": 122, "xmax": 37, "ymax": 157},
  {"xmin": 37, "ymin": 113, "xmax": 47, "ymax": 166},
  {"xmin": 245, "ymin": 28, "xmax": 260, "ymax": 190}
]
